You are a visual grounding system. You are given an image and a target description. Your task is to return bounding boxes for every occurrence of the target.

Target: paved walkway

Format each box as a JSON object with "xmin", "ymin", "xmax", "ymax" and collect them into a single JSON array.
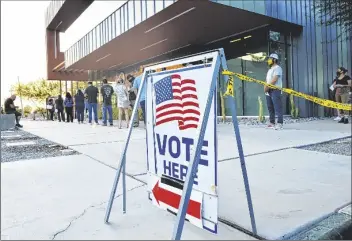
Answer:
[{"xmin": 1, "ymin": 119, "xmax": 351, "ymax": 240}]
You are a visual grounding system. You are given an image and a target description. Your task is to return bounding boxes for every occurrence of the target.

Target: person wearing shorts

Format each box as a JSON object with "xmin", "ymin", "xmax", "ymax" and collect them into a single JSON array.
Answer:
[{"xmin": 333, "ymin": 67, "xmax": 351, "ymax": 124}]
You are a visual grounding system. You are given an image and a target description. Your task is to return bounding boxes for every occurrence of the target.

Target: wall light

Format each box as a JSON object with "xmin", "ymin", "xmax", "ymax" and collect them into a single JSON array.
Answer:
[
  {"xmin": 96, "ymin": 54, "xmax": 111, "ymax": 63},
  {"xmin": 230, "ymin": 38, "xmax": 241, "ymax": 43},
  {"xmin": 244, "ymin": 35, "xmax": 252, "ymax": 39}
]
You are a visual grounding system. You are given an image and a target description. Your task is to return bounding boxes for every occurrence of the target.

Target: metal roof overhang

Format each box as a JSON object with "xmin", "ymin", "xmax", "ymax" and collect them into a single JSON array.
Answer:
[
  {"xmin": 67, "ymin": 0, "xmax": 302, "ymax": 71},
  {"xmin": 47, "ymin": 0, "xmax": 94, "ymax": 32}
]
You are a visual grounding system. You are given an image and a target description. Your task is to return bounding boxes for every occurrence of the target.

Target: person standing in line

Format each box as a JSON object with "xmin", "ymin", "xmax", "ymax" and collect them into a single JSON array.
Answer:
[
  {"xmin": 4, "ymin": 94, "xmax": 23, "ymax": 128},
  {"xmin": 114, "ymin": 75, "xmax": 130, "ymax": 128},
  {"xmin": 84, "ymin": 96, "xmax": 89, "ymax": 119},
  {"xmin": 126, "ymin": 74, "xmax": 139, "ymax": 127},
  {"xmin": 74, "ymin": 89, "xmax": 85, "ymax": 124},
  {"xmin": 101, "ymin": 78, "xmax": 114, "ymax": 126},
  {"xmin": 333, "ymin": 67, "xmax": 351, "ymax": 124},
  {"xmin": 84, "ymin": 81, "xmax": 99, "ymax": 125},
  {"xmin": 64, "ymin": 92, "xmax": 74, "ymax": 123},
  {"xmin": 264, "ymin": 53, "xmax": 283, "ymax": 130},
  {"xmin": 132, "ymin": 68, "xmax": 146, "ymax": 128},
  {"xmin": 55, "ymin": 95, "xmax": 65, "ymax": 122},
  {"xmin": 47, "ymin": 99, "xmax": 55, "ymax": 121}
]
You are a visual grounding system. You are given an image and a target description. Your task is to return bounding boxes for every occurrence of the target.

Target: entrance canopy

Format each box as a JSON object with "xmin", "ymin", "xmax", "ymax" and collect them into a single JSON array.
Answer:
[{"xmin": 68, "ymin": 0, "xmax": 302, "ymax": 71}]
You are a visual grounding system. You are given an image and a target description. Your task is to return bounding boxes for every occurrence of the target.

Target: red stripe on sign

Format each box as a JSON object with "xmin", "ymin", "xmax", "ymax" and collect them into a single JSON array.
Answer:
[{"xmin": 152, "ymin": 181, "xmax": 201, "ymax": 219}]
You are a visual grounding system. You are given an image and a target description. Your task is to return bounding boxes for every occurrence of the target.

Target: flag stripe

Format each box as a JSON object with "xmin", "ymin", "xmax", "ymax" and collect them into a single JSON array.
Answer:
[{"xmin": 154, "ymin": 74, "xmax": 200, "ymax": 130}]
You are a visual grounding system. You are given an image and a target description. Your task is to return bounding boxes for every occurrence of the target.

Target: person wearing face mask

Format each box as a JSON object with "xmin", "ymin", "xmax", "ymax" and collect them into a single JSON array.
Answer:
[
  {"xmin": 332, "ymin": 67, "xmax": 351, "ymax": 124},
  {"xmin": 264, "ymin": 53, "xmax": 283, "ymax": 130}
]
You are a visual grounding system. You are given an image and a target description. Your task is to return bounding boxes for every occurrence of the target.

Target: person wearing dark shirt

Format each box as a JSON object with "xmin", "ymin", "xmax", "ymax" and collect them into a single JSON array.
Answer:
[
  {"xmin": 4, "ymin": 94, "xmax": 22, "ymax": 128},
  {"xmin": 55, "ymin": 95, "xmax": 65, "ymax": 122},
  {"xmin": 74, "ymin": 89, "xmax": 85, "ymax": 124},
  {"xmin": 100, "ymin": 78, "xmax": 114, "ymax": 126},
  {"xmin": 64, "ymin": 92, "xmax": 74, "ymax": 123},
  {"xmin": 84, "ymin": 81, "xmax": 99, "ymax": 124},
  {"xmin": 333, "ymin": 67, "xmax": 351, "ymax": 124}
]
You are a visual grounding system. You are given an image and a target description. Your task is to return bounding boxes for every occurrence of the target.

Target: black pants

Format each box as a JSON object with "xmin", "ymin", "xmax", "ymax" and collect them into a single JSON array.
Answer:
[
  {"xmin": 49, "ymin": 110, "xmax": 54, "ymax": 120},
  {"xmin": 65, "ymin": 107, "xmax": 73, "ymax": 122},
  {"xmin": 57, "ymin": 109, "xmax": 65, "ymax": 122},
  {"xmin": 76, "ymin": 107, "xmax": 84, "ymax": 122},
  {"xmin": 6, "ymin": 110, "xmax": 21, "ymax": 125}
]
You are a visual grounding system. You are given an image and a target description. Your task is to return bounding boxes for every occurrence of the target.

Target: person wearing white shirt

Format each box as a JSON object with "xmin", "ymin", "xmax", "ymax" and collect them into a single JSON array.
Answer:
[
  {"xmin": 264, "ymin": 53, "xmax": 283, "ymax": 130},
  {"xmin": 114, "ymin": 74, "xmax": 130, "ymax": 129}
]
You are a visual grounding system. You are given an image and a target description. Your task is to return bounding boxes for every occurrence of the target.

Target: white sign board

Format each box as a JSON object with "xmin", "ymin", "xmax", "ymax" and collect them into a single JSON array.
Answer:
[{"xmin": 145, "ymin": 51, "xmax": 220, "ymax": 234}]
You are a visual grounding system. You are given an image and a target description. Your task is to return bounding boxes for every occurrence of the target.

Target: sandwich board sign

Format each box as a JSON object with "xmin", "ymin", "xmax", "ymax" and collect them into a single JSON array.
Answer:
[
  {"xmin": 104, "ymin": 49, "xmax": 257, "ymax": 240},
  {"xmin": 145, "ymin": 51, "xmax": 219, "ymax": 234}
]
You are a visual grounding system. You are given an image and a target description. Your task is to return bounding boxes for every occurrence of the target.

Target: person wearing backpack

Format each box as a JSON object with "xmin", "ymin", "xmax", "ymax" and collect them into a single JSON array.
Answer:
[{"xmin": 126, "ymin": 74, "xmax": 139, "ymax": 127}]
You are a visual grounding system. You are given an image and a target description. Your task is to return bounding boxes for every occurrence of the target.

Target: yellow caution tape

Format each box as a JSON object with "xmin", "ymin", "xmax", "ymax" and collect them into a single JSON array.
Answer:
[
  {"xmin": 222, "ymin": 70, "xmax": 352, "ymax": 111},
  {"xmin": 223, "ymin": 75, "xmax": 234, "ymax": 97}
]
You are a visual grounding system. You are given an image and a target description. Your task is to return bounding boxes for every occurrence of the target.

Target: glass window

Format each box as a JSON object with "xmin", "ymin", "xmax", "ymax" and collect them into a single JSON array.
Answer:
[
  {"xmin": 106, "ymin": 18, "xmax": 110, "ymax": 42},
  {"xmin": 121, "ymin": 6, "xmax": 125, "ymax": 33},
  {"xmin": 128, "ymin": 0, "xmax": 134, "ymax": 29},
  {"xmin": 146, "ymin": 0, "xmax": 154, "ymax": 18},
  {"xmin": 141, "ymin": 0, "xmax": 146, "ymax": 21},
  {"xmin": 134, "ymin": 0, "xmax": 142, "ymax": 25},
  {"xmin": 124, "ymin": 5, "xmax": 128, "ymax": 31},
  {"xmin": 155, "ymin": 0, "xmax": 163, "ymax": 13},
  {"xmin": 96, "ymin": 25, "xmax": 101, "ymax": 48},
  {"xmin": 89, "ymin": 32, "xmax": 93, "ymax": 53},
  {"xmin": 109, "ymin": 16, "xmax": 112, "ymax": 40},
  {"xmin": 115, "ymin": 10, "xmax": 121, "ymax": 36},
  {"xmin": 164, "ymin": 0, "xmax": 174, "ymax": 8},
  {"xmin": 111, "ymin": 14, "xmax": 116, "ymax": 39}
]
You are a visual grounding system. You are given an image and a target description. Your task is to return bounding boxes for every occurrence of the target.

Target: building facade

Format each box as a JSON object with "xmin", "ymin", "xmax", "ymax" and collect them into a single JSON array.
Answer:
[{"xmin": 45, "ymin": 0, "xmax": 351, "ymax": 117}]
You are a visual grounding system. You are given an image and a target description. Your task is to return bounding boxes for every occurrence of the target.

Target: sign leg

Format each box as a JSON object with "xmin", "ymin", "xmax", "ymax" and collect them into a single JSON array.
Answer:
[
  {"xmin": 123, "ymin": 156, "xmax": 127, "ymax": 213},
  {"xmin": 219, "ymin": 48, "xmax": 257, "ymax": 235},
  {"xmin": 172, "ymin": 55, "xmax": 221, "ymax": 240},
  {"xmin": 104, "ymin": 72, "xmax": 148, "ymax": 223}
]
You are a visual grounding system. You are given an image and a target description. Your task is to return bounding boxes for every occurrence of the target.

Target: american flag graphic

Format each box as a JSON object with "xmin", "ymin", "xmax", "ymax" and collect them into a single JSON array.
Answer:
[{"xmin": 154, "ymin": 74, "xmax": 200, "ymax": 130}]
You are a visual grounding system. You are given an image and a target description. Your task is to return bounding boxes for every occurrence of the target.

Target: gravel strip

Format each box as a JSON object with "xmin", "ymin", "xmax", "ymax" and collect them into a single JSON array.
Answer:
[
  {"xmin": 217, "ymin": 116, "xmax": 335, "ymax": 126},
  {"xmin": 1, "ymin": 129, "xmax": 79, "ymax": 163},
  {"xmin": 297, "ymin": 137, "xmax": 352, "ymax": 156}
]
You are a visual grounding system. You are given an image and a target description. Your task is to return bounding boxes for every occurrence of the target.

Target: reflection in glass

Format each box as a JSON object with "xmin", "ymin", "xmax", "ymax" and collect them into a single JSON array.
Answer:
[
  {"xmin": 146, "ymin": 0, "xmax": 154, "ymax": 18},
  {"xmin": 128, "ymin": 0, "xmax": 134, "ymax": 30},
  {"xmin": 134, "ymin": 0, "xmax": 142, "ymax": 25},
  {"xmin": 115, "ymin": 11, "xmax": 121, "ymax": 37},
  {"xmin": 155, "ymin": 0, "xmax": 164, "ymax": 13}
]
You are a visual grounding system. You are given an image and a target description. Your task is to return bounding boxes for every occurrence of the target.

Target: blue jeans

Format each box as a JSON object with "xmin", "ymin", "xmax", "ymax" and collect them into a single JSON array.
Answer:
[
  {"xmin": 88, "ymin": 103, "xmax": 98, "ymax": 123},
  {"xmin": 102, "ymin": 105, "xmax": 113, "ymax": 125},
  {"xmin": 140, "ymin": 100, "xmax": 146, "ymax": 124},
  {"xmin": 266, "ymin": 89, "xmax": 283, "ymax": 124}
]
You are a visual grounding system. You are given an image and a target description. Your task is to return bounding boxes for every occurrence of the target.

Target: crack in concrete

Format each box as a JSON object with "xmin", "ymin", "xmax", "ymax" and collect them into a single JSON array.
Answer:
[{"xmin": 50, "ymin": 184, "xmax": 146, "ymax": 240}]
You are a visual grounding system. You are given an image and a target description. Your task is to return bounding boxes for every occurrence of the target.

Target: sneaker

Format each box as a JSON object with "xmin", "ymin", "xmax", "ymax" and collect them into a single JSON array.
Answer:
[
  {"xmin": 334, "ymin": 116, "xmax": 342, "ymax": 121},
  {"xmin": 15, "ymin": 124, "xmax": 23, "ymax": 128},
  {"xmin": 133, "ymin": 123, "xmax": 139, "ymax": 127},
  {"xmin": 266, "ymin": 123, "xmax": 275, "ymax": 129},
  {"xmin": 275, "ymin": 123, "xmax": 283, "ymax": 130},
  {"xmin": 338, "ymin": 117, "xmax": 345, "ymax": 123},
  {"xmin": 110, "ymin": 123, "xmax": 113, "ymax": 126},
  {"xmin": 103, "ymin": 123, "xmax": 107, "ymax": 126}
]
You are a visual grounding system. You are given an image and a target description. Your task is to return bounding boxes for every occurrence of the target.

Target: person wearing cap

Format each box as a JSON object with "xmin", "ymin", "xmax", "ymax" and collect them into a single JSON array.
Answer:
[
  {"xmin": 332, "ymin": 67, "xmax": 351, "ymax": 124},
  {"xmin": 264, "ymin": 53, "xmax": 283, "ymax": 130}
]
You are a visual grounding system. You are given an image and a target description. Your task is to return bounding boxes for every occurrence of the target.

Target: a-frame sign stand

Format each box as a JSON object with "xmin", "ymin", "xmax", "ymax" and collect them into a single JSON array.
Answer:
[{"xmin": 104, "ymin": 48, "xmax": 257, "ymax": 240}]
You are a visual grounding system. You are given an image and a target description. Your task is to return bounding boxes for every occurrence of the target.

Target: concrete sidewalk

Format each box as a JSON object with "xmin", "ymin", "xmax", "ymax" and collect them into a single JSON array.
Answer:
[{"xmin": 1, "ymin": 119, "xmax": 351, "ymax": 239}]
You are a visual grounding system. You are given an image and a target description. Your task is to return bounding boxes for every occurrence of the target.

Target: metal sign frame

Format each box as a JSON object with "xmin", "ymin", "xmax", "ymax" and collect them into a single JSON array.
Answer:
[{"xmin": 104, "ymin": 48, "xmax": 257, "ymax": 240}]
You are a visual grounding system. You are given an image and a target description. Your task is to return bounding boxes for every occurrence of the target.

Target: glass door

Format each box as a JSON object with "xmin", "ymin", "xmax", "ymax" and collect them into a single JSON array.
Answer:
[{"xmin": 242, "ymin": 51, "xmax": 270, "ymax": 116}]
